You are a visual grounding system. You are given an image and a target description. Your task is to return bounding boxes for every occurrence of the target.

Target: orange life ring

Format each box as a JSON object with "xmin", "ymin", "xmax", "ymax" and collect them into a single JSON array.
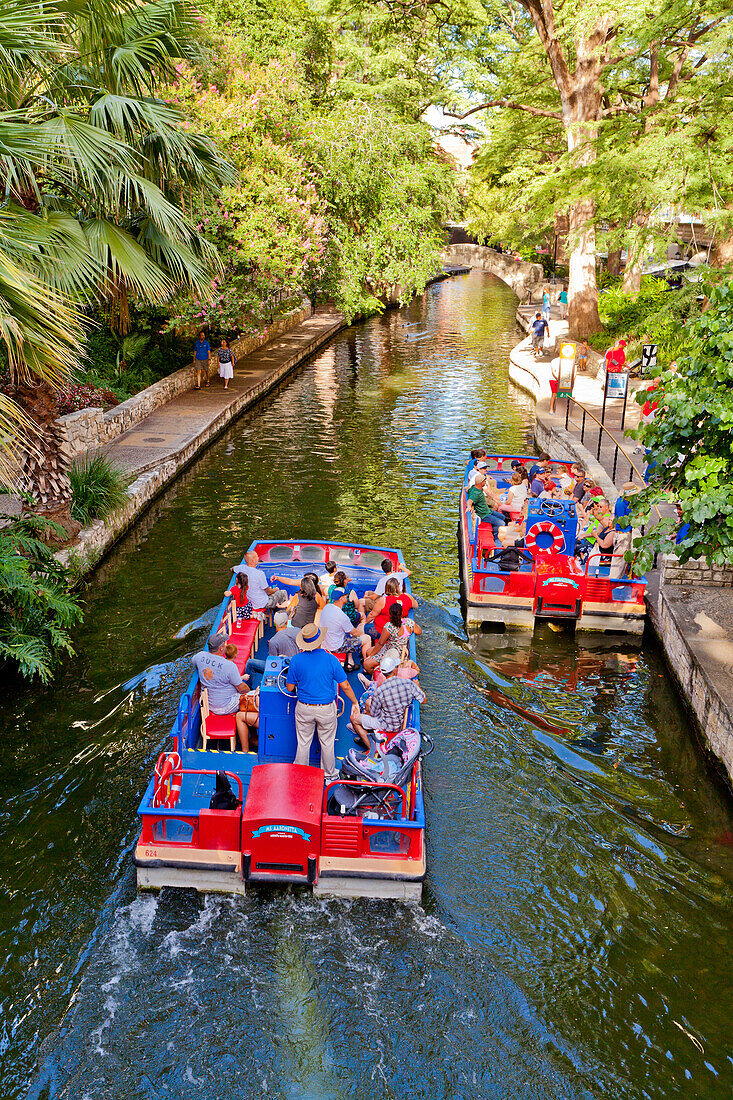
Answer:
[
  {"xmin": 525, "ymin": 520, "xmax": 565, "ymax": 555},
  {"xmin": 153, "ymin": 751, "xmax": 183, "ymax": 808}
]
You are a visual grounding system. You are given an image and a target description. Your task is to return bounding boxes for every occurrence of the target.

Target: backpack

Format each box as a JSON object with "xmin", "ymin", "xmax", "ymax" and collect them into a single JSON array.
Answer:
[{"xmin": 209, "ymin": 770, "xmax": 241, "ymax": 811}]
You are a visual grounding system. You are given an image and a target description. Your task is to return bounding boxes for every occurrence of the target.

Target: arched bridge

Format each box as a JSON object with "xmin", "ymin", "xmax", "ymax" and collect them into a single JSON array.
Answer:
[{"xmin": 440, "ymin": 243, "xmax": 543, "ymax": 300}]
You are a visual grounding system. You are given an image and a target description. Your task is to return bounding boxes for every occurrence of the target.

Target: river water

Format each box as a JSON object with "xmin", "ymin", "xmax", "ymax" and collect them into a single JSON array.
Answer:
[{"xmin": 2, "ymin": 271, "xmax": 733, "ymax": 1098}]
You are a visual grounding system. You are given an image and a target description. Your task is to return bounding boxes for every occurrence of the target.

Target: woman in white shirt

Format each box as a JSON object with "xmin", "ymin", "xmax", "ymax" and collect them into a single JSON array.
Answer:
[{"xmin": 501, "ymin": 472, "xmax": 528, "ymax": 516}]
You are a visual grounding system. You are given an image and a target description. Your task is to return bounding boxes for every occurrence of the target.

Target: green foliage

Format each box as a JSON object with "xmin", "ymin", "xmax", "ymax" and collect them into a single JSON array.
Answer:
[
  {"xmin": 630, "ymin": 279, "xmax": 733, "ymax": 568},
  {"xmin": 588, "ymin": 276, "xmax": 704, "ymax": 367},
  {"xmin": 69, "ymin": 454, "xmax": 132, "ymax": 526},
  {"xmin": 0, "ymin": 513, "xmax": 83, "ymax": 683},
  {"xmin": 166, "ymin": 9, "xmax": 457, "ymax": 327}
]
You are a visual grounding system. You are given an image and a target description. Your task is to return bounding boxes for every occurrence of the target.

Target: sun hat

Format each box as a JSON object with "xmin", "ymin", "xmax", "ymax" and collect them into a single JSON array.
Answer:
[
  {"xmin": 296, "ymin": 623, "xmax": 323, "ymax": 650},
  {"xmin": 379, "ymin": 653, "xmax": 400, "ymax": 674},
  {"xmin": 208, "ymin": 631, "xmax": 229, "ymax": 651},
  {"xmin": 622, "ymin": 481, "xmax": 639, "ymax": 494}
]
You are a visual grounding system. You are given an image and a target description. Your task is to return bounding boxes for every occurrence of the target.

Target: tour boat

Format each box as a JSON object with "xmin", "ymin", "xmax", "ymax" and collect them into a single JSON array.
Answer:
[
  {"xmin": 134, "ymin": 540, "xmax": 428, "ymax": 900},
  {"xmin": 458, "ymin": 455, "xmax": 647, "ymax": 634}
]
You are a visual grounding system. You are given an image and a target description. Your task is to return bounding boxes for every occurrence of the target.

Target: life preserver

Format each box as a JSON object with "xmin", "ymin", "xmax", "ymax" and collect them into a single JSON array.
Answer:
[
  {"xmin": 525, "ymin": 520, "xmax": 565, "ymax": 555},
  {"xmin": 153, "ymin": 751, "xmax": 183, "ymax": 808}
]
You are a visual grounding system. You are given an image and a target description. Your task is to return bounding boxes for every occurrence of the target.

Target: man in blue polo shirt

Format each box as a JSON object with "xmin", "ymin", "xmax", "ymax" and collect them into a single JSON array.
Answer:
[{"xmin": 286, "ymin": 623, "xmax": 360, "ymax": 782}]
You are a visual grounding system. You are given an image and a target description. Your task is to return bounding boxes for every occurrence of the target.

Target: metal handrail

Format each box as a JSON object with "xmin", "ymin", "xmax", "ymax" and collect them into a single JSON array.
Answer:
[{"xmin": 562, "ymin": 394, "xmax": 664, "ymax": 521}]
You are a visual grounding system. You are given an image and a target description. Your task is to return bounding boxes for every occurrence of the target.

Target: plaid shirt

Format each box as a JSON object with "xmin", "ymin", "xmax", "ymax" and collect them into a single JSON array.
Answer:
[{"xmin": 369, "ymin": 676, "xmax": 425, "ymax": 732}]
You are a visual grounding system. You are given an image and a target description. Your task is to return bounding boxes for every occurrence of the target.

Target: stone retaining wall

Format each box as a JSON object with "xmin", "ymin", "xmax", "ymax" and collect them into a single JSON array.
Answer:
[
  {"xmin": 57, "ymin": 301, "xmax": 311, "ymax": 460},
  {"xmin": 650, "ymin": 587, "xmax": 733, "ymax": 785},
  {"xmin": 660, "ymin": 553, "xmax": 733, "ymax": 588},
  {"xmin": 440, "ymin": 244, "xmax": 543, "ymax": 299}
]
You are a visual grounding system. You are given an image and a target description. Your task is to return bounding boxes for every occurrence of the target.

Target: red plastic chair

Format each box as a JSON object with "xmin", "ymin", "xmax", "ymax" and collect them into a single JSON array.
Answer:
[{"xmin": 199, "ymin": 688, "xmax": 236, "ymax": 752}]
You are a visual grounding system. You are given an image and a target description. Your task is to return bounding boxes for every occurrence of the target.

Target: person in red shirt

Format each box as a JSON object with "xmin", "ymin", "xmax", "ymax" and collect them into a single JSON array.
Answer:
[{"xmin": 364, "ymin": 577, "xmax": 419, "ymax": 642}]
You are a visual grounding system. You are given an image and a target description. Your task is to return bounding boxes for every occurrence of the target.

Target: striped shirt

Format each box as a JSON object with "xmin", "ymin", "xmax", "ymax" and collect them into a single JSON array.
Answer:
[{"xmin": 369, "ymin": 677, "xmax": 425, "ymax": 732}]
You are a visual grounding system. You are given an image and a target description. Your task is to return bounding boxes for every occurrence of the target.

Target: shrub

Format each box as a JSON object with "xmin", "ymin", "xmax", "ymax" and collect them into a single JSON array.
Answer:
[
  {"xmin": 69, "ymin": 454, "xmax": 131, "ymax": 526},
  {"xmin": 0, "ymin": 514, "xmax": 83, "ymax": 682}
]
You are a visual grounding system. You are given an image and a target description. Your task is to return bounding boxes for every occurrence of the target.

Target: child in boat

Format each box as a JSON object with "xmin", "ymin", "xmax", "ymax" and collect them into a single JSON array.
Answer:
[
  {"xmin": 226, "ymin": 573, "xmax": 254, "ymax": 620},
  {"xmin": 225, "ymin": 642, "xmax": 238, "ymax": 661}
]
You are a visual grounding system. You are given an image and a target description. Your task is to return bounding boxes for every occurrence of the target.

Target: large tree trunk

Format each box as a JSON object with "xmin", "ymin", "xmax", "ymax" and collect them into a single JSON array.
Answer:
[
  {"xmin": 563, "ymin": 41, "xmax": 604, "ymax": 339},
  {"xmin": 13, "ymin": 381, "xmax": 78, "ymax": 539},
  {"xmin": 607, "ymin": 248, "xmax": 622, "ymax": 276}
]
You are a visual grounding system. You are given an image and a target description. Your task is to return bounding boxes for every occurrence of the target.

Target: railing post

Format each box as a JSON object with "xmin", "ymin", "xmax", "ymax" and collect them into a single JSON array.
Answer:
[
  {"xmin": 565, "ymin": 396, "xmax": 570, "ymax": 430},
  {"xmin": 581, "ymin": 407, "xmax": 587, "ymax": 445}
]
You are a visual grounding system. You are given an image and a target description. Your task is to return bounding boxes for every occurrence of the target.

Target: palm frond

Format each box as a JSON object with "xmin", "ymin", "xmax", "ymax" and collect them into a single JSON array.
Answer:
[{"xmin": 82, "ymin": 217, "xmax": 173, "ymax": 300}]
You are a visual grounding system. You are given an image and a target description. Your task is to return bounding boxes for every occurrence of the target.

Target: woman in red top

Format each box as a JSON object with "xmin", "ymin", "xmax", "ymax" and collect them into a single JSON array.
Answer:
[{"xmin": 368, "ymin": 577, "xmax": 418, "ymax": 638}]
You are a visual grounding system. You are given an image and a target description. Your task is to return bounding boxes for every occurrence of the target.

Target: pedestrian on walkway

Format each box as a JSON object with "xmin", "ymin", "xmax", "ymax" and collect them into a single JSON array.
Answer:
[
  {"xmin": 542, "ymin": 287, "xmax": 551, "ymax": 322},
  {"xmin": 216, "ymin": 338, "xmax": 236, "ymax": 390},
  {"xmin": 193, "ymin": 330, "xmax": 211, "ymax": 389},
  {"xmin": 531, "ymin": 312, "xmax": 549, "ymax": 358},
  {"xmin": 558, "ymin": 288, "xmax": 568, "ymax": 319}
]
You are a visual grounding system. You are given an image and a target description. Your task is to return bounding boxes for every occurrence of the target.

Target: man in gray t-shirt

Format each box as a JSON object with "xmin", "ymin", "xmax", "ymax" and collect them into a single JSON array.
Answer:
[
  {"xmin": 268, "ymin": 611, "xmax": 299, "ymax": 659},
  {"xmin": 192, "ymin": 631, "xmax": 252, "ymax": 750}
]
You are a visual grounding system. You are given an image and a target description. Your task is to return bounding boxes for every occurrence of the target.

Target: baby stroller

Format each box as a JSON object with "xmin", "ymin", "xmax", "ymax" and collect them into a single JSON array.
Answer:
[{"xmin": 327, "ymin": 728, "xmax": 432, "ymax": 819}]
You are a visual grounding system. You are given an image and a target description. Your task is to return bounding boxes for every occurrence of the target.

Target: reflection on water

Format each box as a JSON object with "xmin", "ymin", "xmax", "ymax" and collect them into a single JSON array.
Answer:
[{"xmin": 1, "ymin": 272, "xmax": 732, "ymax": 1098}]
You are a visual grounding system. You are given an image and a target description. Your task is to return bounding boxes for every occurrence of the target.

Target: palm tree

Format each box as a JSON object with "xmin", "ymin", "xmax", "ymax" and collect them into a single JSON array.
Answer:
[{"xmin": 0, "ymin": 0, "xmax": 232, "ymax": 517}]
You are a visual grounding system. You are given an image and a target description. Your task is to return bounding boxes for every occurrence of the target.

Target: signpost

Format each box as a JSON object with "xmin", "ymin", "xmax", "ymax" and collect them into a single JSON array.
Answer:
[
  {"xmin": 641, "ymin": 343, "xmax": 658, "ymax": 375},
  {"xmin": 557, "ymin": 341, "xmax": 575, "ymax": 399}
]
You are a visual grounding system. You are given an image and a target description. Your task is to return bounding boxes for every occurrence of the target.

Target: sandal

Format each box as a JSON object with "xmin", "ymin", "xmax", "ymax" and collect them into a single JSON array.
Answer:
[{"xmin": 194, "ymin": 385, "xmax": 200, "ymax": 390}]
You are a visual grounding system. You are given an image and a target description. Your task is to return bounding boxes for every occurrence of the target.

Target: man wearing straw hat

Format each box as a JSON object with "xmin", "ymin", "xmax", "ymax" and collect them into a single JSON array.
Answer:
[{"xmin": 286, "ymin": 623, "xmax": 360, "ymax": 782}]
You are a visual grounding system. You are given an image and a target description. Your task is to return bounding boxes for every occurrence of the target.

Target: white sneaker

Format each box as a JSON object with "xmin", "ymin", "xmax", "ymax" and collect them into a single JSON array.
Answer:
[{"xmin": 358, "ymin": 673, "xmax": 371, "ymax": 690}]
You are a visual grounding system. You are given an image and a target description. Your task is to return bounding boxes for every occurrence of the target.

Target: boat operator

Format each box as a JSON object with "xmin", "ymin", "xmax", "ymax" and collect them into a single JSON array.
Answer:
[{"xmin": 285, "ymin": 623, "xmax": 360, "ymax": 783}]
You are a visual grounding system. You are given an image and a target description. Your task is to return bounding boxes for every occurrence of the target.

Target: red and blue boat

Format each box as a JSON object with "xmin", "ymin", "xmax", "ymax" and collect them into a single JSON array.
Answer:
[
  {"xmin": 135, "ymin": 540, "xmax": 428, "ymax": 900},
  {"xmin": 458, "ymin": 454, "xmax": 646, "ymax": 634}
]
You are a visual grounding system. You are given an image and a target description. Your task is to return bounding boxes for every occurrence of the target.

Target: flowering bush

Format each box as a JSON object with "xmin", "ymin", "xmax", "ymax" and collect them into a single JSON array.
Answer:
[
  {"xmin": 56, "ymin": 382, "xmax": 119, "ymax": 414},
  {"xmin": 165, "ymin": 48, "xmax": 327, "ymax": 332}
]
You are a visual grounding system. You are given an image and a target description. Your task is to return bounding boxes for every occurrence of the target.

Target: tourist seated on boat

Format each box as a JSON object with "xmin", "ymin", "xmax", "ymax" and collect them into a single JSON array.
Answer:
[
  {"xmin": 366, "ymin": 557, "xmax": 411, "ymax": 599},
  {"xmin": 499, "ymin": 471, "xmax": 528, "ymax": 517},
  {"xmin": 530, "ymin": 469, "xmax": 550, "ymax": 496},
  {"xmin": 579, "ymin": 478, "xmax": 603, "ymax": 508},
  {"xmin": 528, "ymin": 453, "xmax": 551, "ymax": 481},
  {"xmin": 192, "ymin": 631, "xmax": 253, "ymax": 752},
  {"xmin": 269, "ymin": 610, "xmax": 299, "ymax": 658},
  {"xmin": 497, "ymin": 518, "xmax": 526, "ymax": 548},
  {"xmin": 468, "ymin": 458, "xmax": 489, "ymax": 487},
  {"xmin": 287, "ymin": 576, "xmax": 324, "ymax": 630},
  {"xmin": 351, "ymin": 653, "xmax": 426, "ymax": 745},
  {"xmin": 551, "ymin": 465, "xmax": 574, "ymax": 492},
  {"xmin": 232, "ymin": 551, "xmax": 289, "ymax": 612},
  {"xmin": 328, "ymin": 571, "xmax": 362, "ymax": 625},
  {"xmin": 467, "ymin": 473, "xmax": 507, "ymax": 536},
  {"xmin": 318, "ymin": 559, "xmax": 337, "ymax": 595},
  {"xmin": 587, "ymin": 499, "xmax": 615, "ymax": 568},
  {"xmin": 363, "ymin": 577, "xmax": 419, "ymax": 642},
  {"xmin": 363, "ymin": 598, "xmax": 418, "ymax": 674},
  {"xmin": 319, "ymin": 589, "xmax": 370, "ymax": 670},
  {"xmin": 575, "ymin": 498, "xmax": 613, "ymax": 564},
  {"xmin": 611, "ymin": 482, "xmax": 638, "ymax": 577},
  {"xmin": 226, "ymin": 573, "xmax": 254, "ymax": 620}
]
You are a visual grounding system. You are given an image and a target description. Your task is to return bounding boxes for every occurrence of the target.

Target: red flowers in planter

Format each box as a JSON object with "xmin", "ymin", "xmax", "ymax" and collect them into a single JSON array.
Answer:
[{"xmin": 57, "ymin": 383, "xmax": 119, "ymax": 414}]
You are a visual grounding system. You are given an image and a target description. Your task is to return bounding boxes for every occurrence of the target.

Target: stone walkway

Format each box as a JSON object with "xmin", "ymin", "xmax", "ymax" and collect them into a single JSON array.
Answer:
[{"xmin": 104, "ymin": 307, "xmax": 344, "ymax": 476}]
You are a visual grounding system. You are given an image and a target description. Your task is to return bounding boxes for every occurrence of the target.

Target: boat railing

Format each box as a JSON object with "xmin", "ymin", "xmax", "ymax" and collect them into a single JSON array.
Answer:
[{"xmin": 139, "ymin": 768, "xmax": 244, "ymax": 816}]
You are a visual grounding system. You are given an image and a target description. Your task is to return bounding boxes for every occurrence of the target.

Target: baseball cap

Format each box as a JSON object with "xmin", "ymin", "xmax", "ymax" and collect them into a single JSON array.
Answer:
[
  {"xmin": 329, "ymin": 587, "xmax": 346, "ymax": 602},
  {"xmin": 208, "ymin": 631, "xmax": 229, "ymax": 651},
  {"xmin": 273, "ymin": 611, "xmax": 289, "ymax": 627},
  {"xmin": 477, "ymin": 461, "xmax": 489, "ymax": 470},
  {"xmin": 380, "ymin": 653, "xmax": 400, "ymax": 674}
]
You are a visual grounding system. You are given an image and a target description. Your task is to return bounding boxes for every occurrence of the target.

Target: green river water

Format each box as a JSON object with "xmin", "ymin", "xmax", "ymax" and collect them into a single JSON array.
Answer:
[{"xmin": 2, "ymin": 270, "xmax": 733, "ymax": 1099}]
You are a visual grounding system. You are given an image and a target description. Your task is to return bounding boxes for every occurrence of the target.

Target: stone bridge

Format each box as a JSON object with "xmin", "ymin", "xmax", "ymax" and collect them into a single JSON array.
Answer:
[{"xmin": 440, "ymin": 243, "xmax": 543, "ymax": 300}]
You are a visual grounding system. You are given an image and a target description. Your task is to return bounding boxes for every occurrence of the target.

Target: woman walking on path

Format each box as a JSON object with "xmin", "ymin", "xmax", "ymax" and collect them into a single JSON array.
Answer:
[
  {"xmin": 216, "ymin": 337, "xmax": 236, "ymax": 390},
  {"xmin": 193, "ymin": 331, "xmax": 211, "ymax": 389},
  {"xmin": 558, "ymin": 288, "xmax": 568, "ymax": 319}
]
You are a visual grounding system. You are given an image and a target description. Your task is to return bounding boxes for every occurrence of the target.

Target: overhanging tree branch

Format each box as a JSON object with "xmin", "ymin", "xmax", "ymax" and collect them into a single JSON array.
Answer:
[{"xmin": 445, "ymin": 99, "xmax": 562, "ymax": 121}]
